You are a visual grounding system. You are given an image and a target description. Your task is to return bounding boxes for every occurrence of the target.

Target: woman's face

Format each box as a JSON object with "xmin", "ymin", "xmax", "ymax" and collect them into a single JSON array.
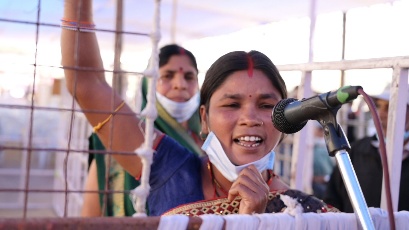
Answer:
[
  {"xmin": 157, "ymin": 55, "xmax": 199, "ymax": 102},
  {"xmin": 200, "ymin": 70, "xmax": 283, "ymax": 165},
  {"xmin": 375, "ymin": 99, "xmax": 389, "ymax": 133}
]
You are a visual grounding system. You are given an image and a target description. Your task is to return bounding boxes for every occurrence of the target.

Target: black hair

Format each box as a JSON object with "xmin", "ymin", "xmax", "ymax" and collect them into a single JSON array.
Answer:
[
  {"xmin": 200, "ymin": 50, "xmax": 287, "ymax": 111},
  {"xmin": 159, "ymin": 44, "xmax": 198, "ymax": 73}
]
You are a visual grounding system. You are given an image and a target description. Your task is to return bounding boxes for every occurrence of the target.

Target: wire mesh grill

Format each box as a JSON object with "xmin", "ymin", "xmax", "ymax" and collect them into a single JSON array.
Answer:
[
  {"xmin": 0, "ymin": 0, "xmax": 153, "ymax": 218},
  {"xmin": 1, "ymin": 1, "xmax": 409, "ymax": 229}
]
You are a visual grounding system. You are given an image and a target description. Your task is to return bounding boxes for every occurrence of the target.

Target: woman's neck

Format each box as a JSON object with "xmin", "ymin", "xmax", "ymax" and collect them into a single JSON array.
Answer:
[
  {"xmin": 211, "ymin": 163, "xmax": 232, "ymax": 196},
  {"xmin": 180, "ymin": 120, "xmax": 189, "ymax": 130}
]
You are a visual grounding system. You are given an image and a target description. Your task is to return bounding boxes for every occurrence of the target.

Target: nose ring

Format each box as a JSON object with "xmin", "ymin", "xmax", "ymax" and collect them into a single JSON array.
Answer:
[{"xmin": 259, "ymin": 121, "xmax": 264, "ymax": 126}]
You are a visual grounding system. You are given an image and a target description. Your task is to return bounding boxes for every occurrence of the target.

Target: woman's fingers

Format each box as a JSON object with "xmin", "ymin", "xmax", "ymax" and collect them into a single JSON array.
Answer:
[{"xmin": 228, "ymin": 165, "xmax": 269, "ymax": 214}]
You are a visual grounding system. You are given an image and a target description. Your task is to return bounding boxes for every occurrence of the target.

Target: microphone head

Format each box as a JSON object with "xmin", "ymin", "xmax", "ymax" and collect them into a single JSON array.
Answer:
[{"xmin": 272, "ymin": 98, "xmax": 307, "ymax": 134}]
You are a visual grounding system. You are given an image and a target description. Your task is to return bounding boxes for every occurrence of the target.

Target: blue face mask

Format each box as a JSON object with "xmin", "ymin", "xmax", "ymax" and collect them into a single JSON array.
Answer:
[
  {"xmin": 403, "ymin": 130, "xmax": 409, "ymax": 152},
  {"xmin": 379, "ymin": 130, "xmax": 409, "ymax": 142},
  {"xmin": 404, "ymin": 130, "xmax": 409, "ymax": 141},
  {"xmin": 201, "ymin": 132, "xmax": 275, "ymax": 182}
]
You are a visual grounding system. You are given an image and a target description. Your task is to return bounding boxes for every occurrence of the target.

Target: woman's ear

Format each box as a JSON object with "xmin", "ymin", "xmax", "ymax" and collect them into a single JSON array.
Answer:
[{"xmin": 199, "ymin": 105, "xmax": 208, "ymax": 134}]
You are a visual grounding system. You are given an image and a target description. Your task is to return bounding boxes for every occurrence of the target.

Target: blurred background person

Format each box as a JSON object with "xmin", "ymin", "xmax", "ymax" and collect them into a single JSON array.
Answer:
[
  {"xmin": 324, "ymin": 84, "xmax": 409, "ymax": 212},
  {"xmin": 312, "ymin": 122, "xmax": 335, "ymax": 199}
]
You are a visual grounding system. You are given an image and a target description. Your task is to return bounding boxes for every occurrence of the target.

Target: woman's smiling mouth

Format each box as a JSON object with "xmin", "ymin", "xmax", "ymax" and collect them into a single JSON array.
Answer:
[{"xmin": 234, "ymin": 135, "xmax": 263, "ymax": 147}]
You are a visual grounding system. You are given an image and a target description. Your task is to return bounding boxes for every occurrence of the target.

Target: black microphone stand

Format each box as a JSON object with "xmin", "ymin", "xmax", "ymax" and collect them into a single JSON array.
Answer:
[{"xmin": 319, "ymin": 114, "xmax": 375, "ymax": 230}]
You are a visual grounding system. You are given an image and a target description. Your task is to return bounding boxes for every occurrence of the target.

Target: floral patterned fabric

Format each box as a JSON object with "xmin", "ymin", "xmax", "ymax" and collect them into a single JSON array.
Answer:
[{"xmin": 163, "ymin": 190, "xmax": 339, "ymax": 216}]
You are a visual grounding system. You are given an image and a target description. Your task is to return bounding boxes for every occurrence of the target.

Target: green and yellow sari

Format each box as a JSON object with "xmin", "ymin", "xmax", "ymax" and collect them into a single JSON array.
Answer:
[{"xmin": 91, "ymin": 77, "xmax": 203, "ymax": 216}]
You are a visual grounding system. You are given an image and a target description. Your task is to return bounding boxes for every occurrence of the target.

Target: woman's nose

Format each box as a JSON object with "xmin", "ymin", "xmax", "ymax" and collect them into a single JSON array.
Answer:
[
  {"xmin": 378, "ymin": 104, "xmax": 389, "ymax": 118},
  {"xmin": 239, "ymin": 107, "xmax": 263, "ymax": 127},
  {"xmin": 172, "ymin": 74, "xmax": 187, "ymax": 90}
]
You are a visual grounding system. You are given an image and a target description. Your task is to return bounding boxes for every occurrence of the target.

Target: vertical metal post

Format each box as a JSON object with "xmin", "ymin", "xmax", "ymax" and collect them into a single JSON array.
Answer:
[
  {"xmin": 171, "ymin": 0, "xmax": 178, "ymax": 43},
  {"xmin": 339, "ymin": 12, "xmax": 348, "ymax": 133},
  {"xmin": 113, "ymin": 0, "xmax": 125, "ymax": 97},
  {"xmin": 291, "ymin": 0, "xmax": 316, "ymax": 190},
  {"xmin": 381, "ymin": 68, "xmax": 408, "ymax": 211}
]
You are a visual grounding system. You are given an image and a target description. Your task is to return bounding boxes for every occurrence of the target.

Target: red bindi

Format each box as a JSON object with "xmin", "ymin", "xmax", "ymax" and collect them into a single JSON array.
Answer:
[
  {"xmin": 178, "ymin": 67, "xmax": 184, "ymax": 73},
  {"xmin": 178, "ymin": 47, "xmax": 186, "ymax": 55},
  {"xmin": 249, "ymin": 95, "xmax": 252, "ymax": 97},
  {"xmin": 247, "ymin": 54, "xmax": 254, "ymax": 78}
]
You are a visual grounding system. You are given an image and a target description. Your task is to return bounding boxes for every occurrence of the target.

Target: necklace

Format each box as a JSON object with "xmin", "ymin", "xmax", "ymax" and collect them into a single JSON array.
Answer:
[{"xmin": 207, "ymin": 160, "xmax": 228, "ymax": 197}]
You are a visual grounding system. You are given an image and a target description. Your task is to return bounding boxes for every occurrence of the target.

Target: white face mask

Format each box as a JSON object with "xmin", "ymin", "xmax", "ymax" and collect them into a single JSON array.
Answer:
[
  {"xmin": 156, "ymin": 92, "xmax": 200, "ymax": 122},
  {"xmin": 201, "ymin": 132, "xmax": 275, "ymax": 182}
]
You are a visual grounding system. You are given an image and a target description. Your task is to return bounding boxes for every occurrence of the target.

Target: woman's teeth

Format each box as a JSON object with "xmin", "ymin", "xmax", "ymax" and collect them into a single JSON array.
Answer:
[
  {"xmin": 239, "ymin": 136, "xmax": 261, "ymax": 141},
  {"xmin": 236, "ymin": 136, "xmax": 262, "ymax": 147}
]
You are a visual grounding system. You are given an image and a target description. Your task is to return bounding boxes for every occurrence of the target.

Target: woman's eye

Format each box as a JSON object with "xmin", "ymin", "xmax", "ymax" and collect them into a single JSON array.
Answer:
[
  {"xmin": 224, "ymin": 103, "xmax": 239, "ymax": 108},
  {"xmin": 161, "ymin": 74, "xmax": 173, "ymax": 81},
  {"xmin": 260, "ymin": 103, "xmax": 275, "ymax": 109},
  {"xmin": 184, "ymin": 73, "xmax": 196, "ymax": 81}
]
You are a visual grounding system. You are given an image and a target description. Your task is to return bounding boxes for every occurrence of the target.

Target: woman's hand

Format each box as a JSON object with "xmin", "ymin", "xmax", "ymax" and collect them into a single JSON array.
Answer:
[{"xmin": 228, "ymin": 165, "xmax": 269, "ymax": 214}]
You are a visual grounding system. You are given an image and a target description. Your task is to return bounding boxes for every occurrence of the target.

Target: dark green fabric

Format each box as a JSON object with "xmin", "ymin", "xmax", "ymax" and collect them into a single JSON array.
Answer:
[
  {"xmin": 89, "ymin": 134, "xmax": 111, "ymax": 216},
  {"xmin": 91, "ymin": 77, "xmax": 202, "ymax": 216}
]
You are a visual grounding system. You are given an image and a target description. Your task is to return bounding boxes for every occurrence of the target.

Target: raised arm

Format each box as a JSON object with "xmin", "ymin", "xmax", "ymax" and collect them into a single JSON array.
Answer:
[{"xmin": 61, "ymin": 0, "xmax": 155, "ymax": 177}]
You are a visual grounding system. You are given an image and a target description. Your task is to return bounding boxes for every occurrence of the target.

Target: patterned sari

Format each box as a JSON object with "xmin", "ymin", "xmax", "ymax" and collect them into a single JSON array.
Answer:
[{"xmin": 162, "ymin": 190, "xmax": 340, "ymax": 216}]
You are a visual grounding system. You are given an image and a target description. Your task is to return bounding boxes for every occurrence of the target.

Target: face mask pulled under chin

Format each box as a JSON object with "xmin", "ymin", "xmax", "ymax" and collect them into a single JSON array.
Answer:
[
  {"xmin": 156, "ymin": 92, "xmax": 200, "ymax": 122},
  {"xmin": 201, "ymin": 132, "xmax": 275, "ymax": 182}
]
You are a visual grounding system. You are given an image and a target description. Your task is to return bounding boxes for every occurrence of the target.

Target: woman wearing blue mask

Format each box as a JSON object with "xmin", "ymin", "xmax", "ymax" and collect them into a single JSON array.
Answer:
[{"xmin": 62, "ymin": 0, "xmax": 336, "ymax": 216}]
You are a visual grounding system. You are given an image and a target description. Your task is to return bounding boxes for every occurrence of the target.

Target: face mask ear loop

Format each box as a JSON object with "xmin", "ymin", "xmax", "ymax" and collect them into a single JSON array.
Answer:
[{"xmin": 206, "ymin": 116, "xmax": 211, "ymax": 133}]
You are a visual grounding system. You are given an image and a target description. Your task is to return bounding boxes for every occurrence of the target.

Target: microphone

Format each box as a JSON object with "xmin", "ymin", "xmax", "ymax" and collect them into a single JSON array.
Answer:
[{"xmin": 272, "ymin": 85, "xmax": 362, "ymax": 134}]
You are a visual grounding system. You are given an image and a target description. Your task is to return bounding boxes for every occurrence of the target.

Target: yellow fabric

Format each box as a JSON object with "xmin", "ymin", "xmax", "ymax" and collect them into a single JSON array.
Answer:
[{"xmin": 93, "ymin": 101, "xmax": 125, "ymax": 133}]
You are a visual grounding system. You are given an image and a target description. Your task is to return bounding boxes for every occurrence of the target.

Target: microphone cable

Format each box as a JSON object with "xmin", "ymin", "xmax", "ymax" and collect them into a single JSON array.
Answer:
[{"xmin": 358, "ymin": 88, "xmax": 395, "ymax": 230}]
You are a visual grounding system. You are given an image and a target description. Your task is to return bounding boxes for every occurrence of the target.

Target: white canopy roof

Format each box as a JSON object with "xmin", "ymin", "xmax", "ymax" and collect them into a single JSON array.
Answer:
[{"xmin": 91, "ymin": 0, "xmax": 396, "ymax": 47}]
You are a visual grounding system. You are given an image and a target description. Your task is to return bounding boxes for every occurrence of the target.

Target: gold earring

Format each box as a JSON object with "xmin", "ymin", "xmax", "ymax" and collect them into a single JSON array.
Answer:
[{"xmin": 199, "ymin": 131, "xmax": 208, "ymax": 141}]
